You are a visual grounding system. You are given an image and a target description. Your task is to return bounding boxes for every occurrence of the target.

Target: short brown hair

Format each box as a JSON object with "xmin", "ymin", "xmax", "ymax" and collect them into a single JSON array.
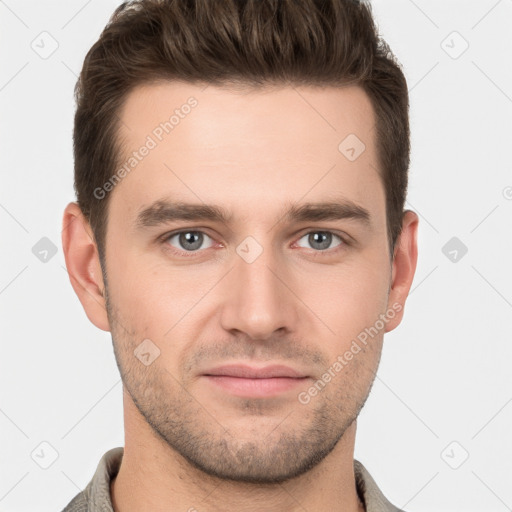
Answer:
[{"xmin": 73, "ymin": 0, "xmax": 410, "ymax": 265}]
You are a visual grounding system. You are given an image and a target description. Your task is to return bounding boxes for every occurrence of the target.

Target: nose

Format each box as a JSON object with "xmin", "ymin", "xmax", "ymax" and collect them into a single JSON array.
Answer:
[{"xmin": 219, "ymin": 242, "xmax": 300, "ymax": 341}]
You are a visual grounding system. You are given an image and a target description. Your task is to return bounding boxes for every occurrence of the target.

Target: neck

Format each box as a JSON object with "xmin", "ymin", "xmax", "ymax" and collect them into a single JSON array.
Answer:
[{"xmin": 111, "ymin": 391, "xmax": 365, "ymax": 512}]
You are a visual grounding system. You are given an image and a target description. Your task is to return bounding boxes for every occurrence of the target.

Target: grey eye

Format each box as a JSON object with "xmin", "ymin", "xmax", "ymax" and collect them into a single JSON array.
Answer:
[
  {"xmin": 296, "ymin": 231, "xmax": 343, "ymax": 251},
  {"xmin": 167, "ymin": 231, "xmax": 214, "ymax": 252}
]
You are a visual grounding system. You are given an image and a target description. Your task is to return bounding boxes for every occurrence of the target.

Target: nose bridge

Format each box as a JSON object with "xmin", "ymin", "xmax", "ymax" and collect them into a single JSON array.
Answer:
[{"xmin": 219, "ymin": 236, "xmax": 297, "ymax": 339}]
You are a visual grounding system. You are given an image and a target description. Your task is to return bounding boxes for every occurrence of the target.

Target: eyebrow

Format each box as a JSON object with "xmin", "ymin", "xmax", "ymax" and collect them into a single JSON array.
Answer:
[{"xmin": 134, "ymin": 197, "xmax": 372, "ymax": 230}]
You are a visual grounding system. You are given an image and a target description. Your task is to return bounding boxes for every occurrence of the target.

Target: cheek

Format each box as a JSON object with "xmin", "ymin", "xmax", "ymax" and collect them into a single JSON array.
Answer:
[
  {"xmin": 106, "ymin": 256, "xmax": 216, "ymax": 357},
  {"xmin": 108, "ymin": 248, "xmax": 197, "ymax": 315},
  {"xmin": 302, "ymin": 252, "xmax": 390, "ymax": 344}
]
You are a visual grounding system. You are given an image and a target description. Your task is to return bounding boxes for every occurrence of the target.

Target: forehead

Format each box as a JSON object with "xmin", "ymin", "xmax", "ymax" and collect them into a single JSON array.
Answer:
[
  {"xmin": 110, "ymin": 81, "xmax": 383, "ymax": 227},
  {"xmin": 118, "ymin": 81, "xmax": 377, "ymax": 151}
]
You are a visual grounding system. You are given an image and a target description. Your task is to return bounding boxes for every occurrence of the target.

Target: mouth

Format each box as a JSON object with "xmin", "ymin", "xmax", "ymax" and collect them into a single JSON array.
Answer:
[{"xmin": 202, "ymin": 364, "xmax": 310, "ymax": 398}]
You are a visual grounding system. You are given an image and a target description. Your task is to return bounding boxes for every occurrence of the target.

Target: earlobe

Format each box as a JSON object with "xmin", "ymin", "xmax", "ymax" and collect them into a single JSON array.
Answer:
[
  {"xmin": 385, "ymin": 209, "xmax": 419, "ymax": 333},
  {"xmin": 61, "ymin": 202, "xmax": 111, "ymax": 332}
]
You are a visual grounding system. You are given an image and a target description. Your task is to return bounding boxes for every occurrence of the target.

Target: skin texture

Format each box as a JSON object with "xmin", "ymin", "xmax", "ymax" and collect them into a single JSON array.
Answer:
[{"xmin": 62, "ymin": 82, "xmax": 418, "ymax": 512}]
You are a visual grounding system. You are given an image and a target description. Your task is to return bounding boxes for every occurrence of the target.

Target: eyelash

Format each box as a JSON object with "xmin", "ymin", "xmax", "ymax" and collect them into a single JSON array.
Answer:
[{"xmin": 159, "ymin": 229, "xmax": 351, "ymax": 258}]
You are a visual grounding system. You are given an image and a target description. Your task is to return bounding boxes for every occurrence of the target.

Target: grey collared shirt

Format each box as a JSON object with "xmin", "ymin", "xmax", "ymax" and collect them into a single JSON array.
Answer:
[{"xmin": 61, "ymin": 447, "xmax": 405, "ymax": 512}]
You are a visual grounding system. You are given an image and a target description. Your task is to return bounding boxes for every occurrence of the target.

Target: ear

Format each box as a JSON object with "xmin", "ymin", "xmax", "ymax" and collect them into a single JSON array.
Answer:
[
  {"xmin": 385, "ymin": 209, "xmax": 419, "ymax": 332},
  {"xmin": 61, "ymin": 202, "xmax": 110, "ymax": 332}
]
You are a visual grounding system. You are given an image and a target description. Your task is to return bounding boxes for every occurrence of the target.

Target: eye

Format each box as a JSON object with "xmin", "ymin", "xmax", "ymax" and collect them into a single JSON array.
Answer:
[
  {"xmin": 165, "ymin": 230, "xmax": 215, "ymax": 252},
  {"xmin": 295, "ymin": 231, "xmax": 345, "ymax": 252}
]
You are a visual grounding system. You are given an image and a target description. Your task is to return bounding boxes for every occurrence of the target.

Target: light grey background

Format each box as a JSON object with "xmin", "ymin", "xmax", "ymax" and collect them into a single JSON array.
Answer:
[{"xmin": 1, "ymin": 0, "xmax": 511, "ymax": 510}]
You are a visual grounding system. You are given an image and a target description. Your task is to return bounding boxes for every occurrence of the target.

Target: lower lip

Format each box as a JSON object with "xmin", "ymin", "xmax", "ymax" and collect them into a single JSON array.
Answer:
[{"xmin": 203, "ymin": 376, "xmax": 309, "ymax": 398}]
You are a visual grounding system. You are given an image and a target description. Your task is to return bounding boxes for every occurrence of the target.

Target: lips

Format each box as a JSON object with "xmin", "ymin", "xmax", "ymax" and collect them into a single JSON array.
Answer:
[{"xmin": 201, "ymin": 364, "xmax": 310, "ymax": 398}]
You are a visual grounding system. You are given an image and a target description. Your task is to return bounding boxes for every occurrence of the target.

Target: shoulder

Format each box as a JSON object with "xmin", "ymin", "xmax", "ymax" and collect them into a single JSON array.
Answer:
[
  {"xmin": 354, "ymin": 459, "xmax": 406, "ymax": 512},
  {"xmin": 60, "ymin": 447, "xmax": 124, "ymax": 512},
  {"xmin": 61, "ymin": 491, "xmax": 88, "ymax": 512}
]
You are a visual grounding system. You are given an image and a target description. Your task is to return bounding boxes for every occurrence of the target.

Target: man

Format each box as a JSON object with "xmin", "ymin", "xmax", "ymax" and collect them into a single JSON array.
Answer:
[{"xmin": 61, "ymin": 0, "xmax": 418, "ymax": 510}]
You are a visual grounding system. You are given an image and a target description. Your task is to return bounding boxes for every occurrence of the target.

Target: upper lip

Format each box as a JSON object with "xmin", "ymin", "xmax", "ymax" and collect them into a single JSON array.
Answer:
[{"xmin": 203, "ymin": 364, "xmax": 308, "ymax": 379}]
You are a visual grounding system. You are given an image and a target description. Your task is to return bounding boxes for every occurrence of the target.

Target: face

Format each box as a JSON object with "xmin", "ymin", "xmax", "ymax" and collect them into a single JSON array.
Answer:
[{"xmin": 100, "ymin": 82, "xmax": 398, "ymax": 483}]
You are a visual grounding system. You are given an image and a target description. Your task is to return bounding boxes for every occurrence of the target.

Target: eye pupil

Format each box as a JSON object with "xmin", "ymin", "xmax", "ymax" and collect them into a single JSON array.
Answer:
[
  {"xmin": 309, "ymin": 232, "xmax": 332, "ymax": 250},
  {"xmin": 179, "ymin": 231, "xmax": 203, "ymax": 251}
]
